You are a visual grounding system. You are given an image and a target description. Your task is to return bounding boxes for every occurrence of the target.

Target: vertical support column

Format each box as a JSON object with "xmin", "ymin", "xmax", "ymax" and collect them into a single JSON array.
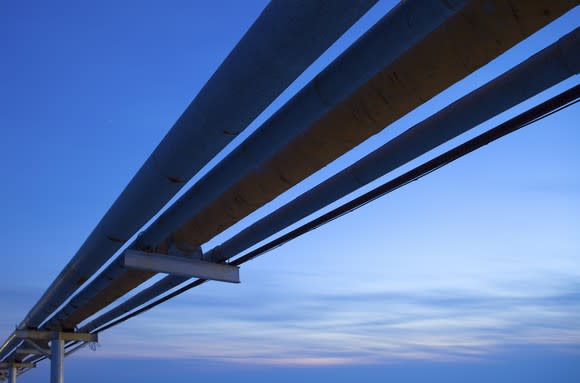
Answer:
[
  {"xmin": 50, "ymin": 337, "xmax": 64, "ymax": 383},
  {"xmin": 8, "ymin": 365, "xmax": 16, "ymax": 383}
]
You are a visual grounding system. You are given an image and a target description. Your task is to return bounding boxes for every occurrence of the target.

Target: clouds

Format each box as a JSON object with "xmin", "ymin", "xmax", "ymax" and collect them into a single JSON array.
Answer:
[
  {"xmin": 87, "ymin": 130, "xmax": 580, "ymax": 367},
  {"xmin": 90, "ymin": 275, "xmax": 580, "ymax": 366}
]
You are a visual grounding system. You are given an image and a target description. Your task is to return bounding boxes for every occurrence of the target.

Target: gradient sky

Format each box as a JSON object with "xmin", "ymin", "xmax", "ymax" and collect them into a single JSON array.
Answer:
[{"xmin": 1, "ymin": 1, "xmax": 579, "ymax": 382}]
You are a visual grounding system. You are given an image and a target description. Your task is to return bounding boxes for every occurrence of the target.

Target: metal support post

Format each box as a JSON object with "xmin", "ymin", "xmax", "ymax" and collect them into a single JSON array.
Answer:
[
  {"xmin": 8, "ymin": 365, "xmax": 16, "ymax": 383},
  {"xmin": 8, "ymin": 329, "xmax": 96, "ymax": 383},
  {"xmin": 50, "ymin": 338, "xmax": 64, "ymax": 383},
  {"xmin": 0, "ymin": 363, "xmax": 35, "ymax": 382}
]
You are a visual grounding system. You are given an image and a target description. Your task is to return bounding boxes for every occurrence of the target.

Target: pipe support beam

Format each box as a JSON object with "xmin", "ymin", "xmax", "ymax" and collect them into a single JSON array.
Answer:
[
  {"xmin": 14, "ymin": 331, "xmax": 97, "ymax": 343},
  {"xmin": 124, "ymin": 250, "xmax": 240, "ymax": 283}
]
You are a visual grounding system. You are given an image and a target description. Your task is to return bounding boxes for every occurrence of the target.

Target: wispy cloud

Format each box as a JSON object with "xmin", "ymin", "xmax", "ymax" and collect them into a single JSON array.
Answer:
[{"xmin": 89, "ymin": 278, "xmax": 580, "ymax": 366}]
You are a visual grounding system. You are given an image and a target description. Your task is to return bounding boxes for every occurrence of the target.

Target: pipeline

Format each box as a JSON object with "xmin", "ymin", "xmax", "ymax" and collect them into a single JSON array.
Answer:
[
  {"xmin": 81, "ymin": 29, "xmax": 579, "ymax": 334},
  {"xmin": 49, "ymin": 0, "xmax": 575, "ymax": 331},
  {"xmin": 43, "ymin": 0, "xmax": 472, "ymax": 331}
]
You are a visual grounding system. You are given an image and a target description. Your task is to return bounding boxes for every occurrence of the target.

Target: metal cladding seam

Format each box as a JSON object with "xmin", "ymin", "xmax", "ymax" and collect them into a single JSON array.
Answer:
[
  {"xmin": 45, "ymin": 0, "xmax": 577, "ymax": 331},
  {"xmin": 43, "ymin": 0, "xmax": 471, "ymax": 331},
  {"xmin": 14, "ymin": 0, "xmax": 380, "ymax": 331},
  {"xmin": 80, "ymin": 27, "xmax": 580, "ymax": 334}
]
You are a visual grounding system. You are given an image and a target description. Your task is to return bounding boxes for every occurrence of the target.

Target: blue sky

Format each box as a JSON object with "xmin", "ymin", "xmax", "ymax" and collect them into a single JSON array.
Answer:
[{"xmin": 1, "ymin": 1, "xmax": 579, "ymax": 382}]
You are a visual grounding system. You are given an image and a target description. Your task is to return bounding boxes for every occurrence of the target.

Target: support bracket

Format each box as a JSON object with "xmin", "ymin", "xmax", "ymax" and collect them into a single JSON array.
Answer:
[
  {"xmin": 14, "ymin": 330, "xmax": 97, "ymax": 343},
  {"xmin": 124, "ymin": 250, "xmax": 240, "ymax": 283},
  {"xmin": 17, "ymin": 339, "xmax": 51, "ymax": 357}
]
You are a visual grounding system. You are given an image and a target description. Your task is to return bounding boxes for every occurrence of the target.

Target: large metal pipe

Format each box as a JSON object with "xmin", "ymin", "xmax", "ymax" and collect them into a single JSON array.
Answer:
[
  {"xmin": 44, "ymin": 0, "xmax": 473, "ymax": 331},
  {"xmin": 0, "ymin": 336, "xmax": 19, "ymax": 369},
  {"xmin": 153, "ymin": 0, "xmax": 577, "ymax": 254},
  {"xmin": 206, "ymin": 28, "xmax": 580, "ymax": 263},
  {"xmin": 19, "ymin": 0, "xmax": 380, "ymax": 329},
  {"xmin": 80, "ymin": 28, "xmax": 580, "ymax": 333},
  {"xmin": 79, "ymin": 276, "xmax": 185, "ymax": 332},
  {"xmin": 138, "ymin": 0, "xmax": 475, "ymax": 250}
]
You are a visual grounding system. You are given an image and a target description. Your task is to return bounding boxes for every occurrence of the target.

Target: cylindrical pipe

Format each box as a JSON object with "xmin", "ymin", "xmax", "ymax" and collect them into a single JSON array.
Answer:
[
  {"xmin": 44, "ymin": 0, "xmax": 471, "ymax": 331},
  {"xmin": 81, "ymin": 28, "xmax": 579, "ymax": 335},
  {"xmin": 206, "ymin": 27, "xmax": 580, "ymax": 263},
  {"xmin": 0, "ymin": 334, "xmax": 19, "ymax": 365},
  {"xmin": 137, "ymin": 0, "xmax": 471, "ymax": 250},
  {"xmin": 147, "ymin": 0, "xmax": 577, "ymax": 254},
  {"xmin": 21, "ymin": 0, "xmax": 380, "ymax": 329},
  {"xmin": 50, "ymin": 339, "xmax": 64, "ymax": 383},
  {"xmin": 79, "ymin": 276, "xmax": 186, "ymax": 333}
]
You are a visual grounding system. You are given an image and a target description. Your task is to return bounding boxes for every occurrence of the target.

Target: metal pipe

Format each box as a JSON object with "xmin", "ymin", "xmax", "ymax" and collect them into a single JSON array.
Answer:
[
  {"xmin": 137, "ymin": 0, "xmax": 473, "ymax": 250},
  {"xmin": 144, "ymin": 0, "xmax": 577, "ymax": 255},
  {"xmin": 206, "ymin": 27, "xmax": 580, "ymax": 263},
  {"xmin": 0, "ymin": 335, "xmax": 18, "ymax": 365},
  {"xmin": 43, "ymin": 0, "xmax": 472, "ymax": 331},
  {"xmin": 20, "ymin": 0, "xmax": 379, "ymax": 329},
  {"xmin": 79, "ymin": 275, "xmax": 187, "ymax": 333},
  {"xmin": 81, "ymin": 28, "xmax": 579, "ymax": 335}
]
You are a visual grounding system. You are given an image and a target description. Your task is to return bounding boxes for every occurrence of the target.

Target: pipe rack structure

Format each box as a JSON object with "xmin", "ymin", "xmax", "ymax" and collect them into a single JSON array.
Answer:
[
  {"xmin": 1, "ymin": 1, "xmax": 578, "ymax": 382},
  {"xmin": 43, "ymin": 0, "xmax": 576, "ymax": 334},
  {"xmin": 80, "ymin": 29, "xmax": 580, "ymax": 335},
  {"xmin": 0, "ymin": 0, "xmax": 379, "ymax": 363}
]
